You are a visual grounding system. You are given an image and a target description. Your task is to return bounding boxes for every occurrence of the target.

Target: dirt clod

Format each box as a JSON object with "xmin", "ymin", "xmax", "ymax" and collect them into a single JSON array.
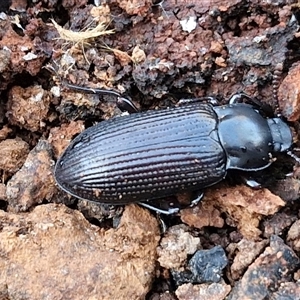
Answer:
[
  {"xmin": 0, "ymin": 204, "xmax": 160, "ymax": 299},
  {"xmin": 0, "ymin": 138, "xmax": 29, "ymax": 172}
]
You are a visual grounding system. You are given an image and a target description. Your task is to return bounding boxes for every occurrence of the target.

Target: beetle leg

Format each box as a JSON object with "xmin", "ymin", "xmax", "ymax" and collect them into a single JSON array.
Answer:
[
  {"xmin": 138, "ymin": 202, "xmax": 180, "ymax": 214},
  {"xmin": 138, "ymin": 191, "xmax": 203, "ymax": 214},
  {"xmin": 229, "ymin": 93, "xmax": 274, "ymax": 116},
  {"xmin": 229, "ymin": 92, "xmax": 267, "ymax": 108},
  {"xmin": 116, "ymin": 97, "xmax": 139, "ymax": 113},
  {"xmin": 287, "ymin": 151, "xmax": 300, "ymax": 164},
  {"xmin": 190, "ymin": 191, "xmax": 204, "ymax": 207},
  {"xmin": 178, "ymin": 97, "xmax": 218, "ymax": 105},
  {"xmin": 228, "ymin": 93, "xmax": 265, "ymax": 107},
  {"xmin": 156, "ymin": 214, "xmax": 168, "ymax": 233},
  {"xmin": 228, "ymin": 93, "xmax": 259, "ymax": 105},
  {"xmin": 64, "ymin": 82, "xmax": 122, "ymax": 97},
  {"xmin": 63, "ymin": 82, "xmax": 139, "ymax": 113},
  {"xmin": 240, "ymin": 176, "xmax": 262, "ymax": 189}
]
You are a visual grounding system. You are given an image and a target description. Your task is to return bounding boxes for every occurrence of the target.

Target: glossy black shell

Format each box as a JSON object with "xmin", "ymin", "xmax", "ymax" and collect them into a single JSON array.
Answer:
[
  {"xmin": 55, "ymin": 102, "xmax": 292, "ymax": 205},
  {"xmin": 55, "ymin": 104, "xmax": 227, "ymax": 204}
]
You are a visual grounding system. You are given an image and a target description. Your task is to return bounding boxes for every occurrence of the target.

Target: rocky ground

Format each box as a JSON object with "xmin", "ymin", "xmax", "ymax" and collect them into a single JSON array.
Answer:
[{"xmin": 0, "ymin": 0, "xmax": 300, "ymax": 299}]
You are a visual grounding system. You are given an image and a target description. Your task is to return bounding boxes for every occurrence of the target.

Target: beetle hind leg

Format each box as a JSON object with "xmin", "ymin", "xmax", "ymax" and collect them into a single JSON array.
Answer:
[
  {"xmin": 138, "ymin": 202, "xmax": 180, "ymax": 214},
  {"xmin": 190, "ymin": 191, "xmax": 204, "ymax": 207},
  {"xmin": 138, "ymin": 191, "xmax": 204, "ymax": 214}
]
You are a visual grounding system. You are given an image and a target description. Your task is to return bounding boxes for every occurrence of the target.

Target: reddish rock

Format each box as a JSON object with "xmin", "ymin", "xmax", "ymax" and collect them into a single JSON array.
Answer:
[
  {"xmin": 262, "ymin": 212, "xmax": 298, "ymax": 238},
  {"xmin": 271, "ymin": 282, "xmax": 300, "ymax": 300},
  {"xmin": 0, "ymin": 138, "xmax": 29, "ymax": 173},
  {"xmin": 48, "ymin": 120, "xmax": 85, "ymax": 158},
  {"xmin": 180, "ymin": 202, "xmax": 224, "ymax": 229},
  {"xmin": 7, "ymin": 85, "xmax": 51, "ymax": 132},
  {"xmin": 6, "ymin": 140, "xmax": 56, "ymax": 212},
  {"xmin": 0, "ymin": 26, "xmax": 45, "ymax": 76},
  {"xmin": 187, "ymin": 184, "xmax": 285, "ymax": 240},
  {"xmin": 0, "ymin": 183, "xmax": 6, "ymax": 201},
  {"xmin": 175, "ymin": 281, "xmax": 231, "ymax": 300},
  {"xmin": 157, "ymin": 225, "xmax": 201, "ymax": 269},
  {"xmin": 227, "ymin": 236, "xmax": 300, "ymax": 299},
  {"xmin": 230, "ymin": 239, "xmax": 268, "ymax": 280},
  {"xmin": 0, "ymin": 204, "xmax": 160, "ymax": 300},
  {"xmin": 278, "ymin": 63, "xmax": 300, "ymax": 121},
  {"xmin": 287, "ymin": 220, "xmax": 300, "ymax": 252},
  {"xmin": 0, "ymin": 126, "xmax": 12, "ymax": 141}
]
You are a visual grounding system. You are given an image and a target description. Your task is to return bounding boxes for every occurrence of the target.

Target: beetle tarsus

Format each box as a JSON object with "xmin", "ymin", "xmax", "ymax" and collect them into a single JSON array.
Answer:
[
  {"xmin": 178, "ymin": 97, "xmax": 218, "ymax": 105},
  {"xmin": 190, "ymin": 191, "xmax": 204, "ymax": 207},
  {"xmin": 242, "ymin": 177, "xmax": 262, "ymax": 189},
  {"xmin": 287, "ymin": 150, "xmax": 300, "ymax": 164},
  {"xmin": 138, "ymin": 202, "xmax": 180, "ymax": 215},
  {"xmin": 116, "ymin": 97, "xmax": 139, "ymax": 113}
]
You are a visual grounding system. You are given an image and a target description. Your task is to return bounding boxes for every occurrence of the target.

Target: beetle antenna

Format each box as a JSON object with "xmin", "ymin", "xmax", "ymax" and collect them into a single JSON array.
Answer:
[
  {"xmin": 63, "ymin": 81, "xmax": 123, "ymax": 98},
  {"xmin": 273, "ymin": 63, "xmax": 283, "ymax": 103},
  {"xmin": 287, "ymin": 150, "xmax": 300, "ymax": 164}
]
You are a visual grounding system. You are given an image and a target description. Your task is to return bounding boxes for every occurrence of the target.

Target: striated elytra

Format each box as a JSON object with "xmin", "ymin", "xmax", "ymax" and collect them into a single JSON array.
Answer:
[{"xmin": 54, "ymin": 101, "xmax": 292, "ymax": 208}]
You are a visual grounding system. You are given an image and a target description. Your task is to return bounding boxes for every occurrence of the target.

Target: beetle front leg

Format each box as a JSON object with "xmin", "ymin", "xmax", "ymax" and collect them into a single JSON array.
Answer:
[
  {"xmin": 228, "ymin": 93, "xmax": 274, "ymax": 116},
  {"xmin": 228, "ymin": 93, "xmax": 258, "ymax": 105},
  {"xmin": 63, "ymin": 82, "xmax": 139, "ymax": 113},
  {"xmin": 178, "ymin": 97, "xmax": 219, "ymax": 106}
]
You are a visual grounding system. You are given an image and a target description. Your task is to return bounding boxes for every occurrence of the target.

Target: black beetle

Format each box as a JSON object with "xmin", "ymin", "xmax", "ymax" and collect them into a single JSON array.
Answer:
[{"xmin": 54, "ymin": 89, "xmax": 293, "ymax": 213}]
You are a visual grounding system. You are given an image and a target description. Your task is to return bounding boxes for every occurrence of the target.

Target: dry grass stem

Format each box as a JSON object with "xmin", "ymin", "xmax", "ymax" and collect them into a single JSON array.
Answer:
[{"xmin": 52, "ymin": 19, "xmax": 114, "ymax": 45}]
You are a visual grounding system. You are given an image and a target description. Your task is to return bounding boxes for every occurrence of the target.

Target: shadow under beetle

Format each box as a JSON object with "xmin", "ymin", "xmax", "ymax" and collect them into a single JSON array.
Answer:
[{"xmin": 54, "ymin": 84, "xmax": 293, "ymax": 214}]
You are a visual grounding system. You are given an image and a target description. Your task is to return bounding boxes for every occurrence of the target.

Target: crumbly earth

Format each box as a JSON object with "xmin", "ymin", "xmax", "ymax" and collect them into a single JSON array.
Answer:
[{"xmin": 0, "ymin": 0, "xmax": 300, "ymax": 299}]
